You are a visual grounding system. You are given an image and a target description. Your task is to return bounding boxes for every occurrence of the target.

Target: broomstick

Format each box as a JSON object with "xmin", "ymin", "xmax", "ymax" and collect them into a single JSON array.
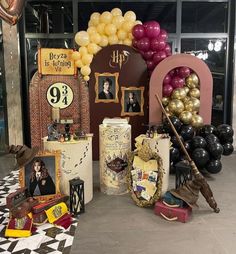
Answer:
[{"xmin": 155, "ymin": 94, "xmax": 220, "ymax": 213}]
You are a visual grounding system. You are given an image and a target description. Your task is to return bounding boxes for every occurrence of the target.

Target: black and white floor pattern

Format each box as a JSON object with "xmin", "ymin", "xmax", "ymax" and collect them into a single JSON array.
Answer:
[{"xmin": 0, "ymin": 170, "xmax": 78, "ymax": 254}]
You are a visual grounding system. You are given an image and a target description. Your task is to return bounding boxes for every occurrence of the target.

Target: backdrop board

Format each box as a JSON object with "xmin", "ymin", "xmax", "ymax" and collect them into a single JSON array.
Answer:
[
  {"xmin": 29, "ymin": 72, "xmax": 90, "ymax": 148},
  {"xmin": 89, "ymin": 45, "xmax": 149, "ymax": 160}
]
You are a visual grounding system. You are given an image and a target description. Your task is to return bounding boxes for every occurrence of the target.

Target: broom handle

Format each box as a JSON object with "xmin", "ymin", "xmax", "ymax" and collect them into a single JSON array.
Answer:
[
  {"xmin": 155, "ymin": 94, "xmax": 199, "ymax": 175},
  {"xmin": 155, "ymin": 94, "xmax": 220, "ymax": 213}
]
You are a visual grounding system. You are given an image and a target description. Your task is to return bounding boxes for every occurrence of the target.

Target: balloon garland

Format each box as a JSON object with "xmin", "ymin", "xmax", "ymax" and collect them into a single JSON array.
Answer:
[
  {"xmin": 132, "ymin": 21, "xmax": 171, "ymax": 74},
  {"xmin": 162, "ymin": 67, "xmax": 203, "ymax": 128},
  {"xmin": 73, "ymin": 8, "xmax": 141, "ymax": 81}
]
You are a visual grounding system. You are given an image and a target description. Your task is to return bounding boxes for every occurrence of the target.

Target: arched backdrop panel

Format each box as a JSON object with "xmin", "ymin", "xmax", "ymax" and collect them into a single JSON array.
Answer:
[
  {"xmin": 29, "ymin": 72, "xmax": 90, "ymax": 148},
  {"xmin": 90, "ymin": 45, "xmax": 149, "ymax": 160},
  {"xmin": 149, "ymin": 54, "xmax": 213, "ymax": 124}
]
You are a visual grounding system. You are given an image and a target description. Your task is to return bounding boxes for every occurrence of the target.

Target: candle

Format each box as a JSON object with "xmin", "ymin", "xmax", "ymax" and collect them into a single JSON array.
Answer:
[{"xmin": 51, "ymin": 107, "xmax": 60, "ymax": 122}]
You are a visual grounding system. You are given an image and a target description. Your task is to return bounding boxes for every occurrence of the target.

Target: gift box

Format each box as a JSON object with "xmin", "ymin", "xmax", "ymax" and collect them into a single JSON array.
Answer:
[
  {"xmin": 5, "ymin": 216, "xmax": 33, "ymax": 238},
  {"xmin": 154, "ymin": 201, "xmax": 192, "ymax": 223},
  {"xmin": 6, "ymin": 187, "xmax": 39, "ymax": 219}
]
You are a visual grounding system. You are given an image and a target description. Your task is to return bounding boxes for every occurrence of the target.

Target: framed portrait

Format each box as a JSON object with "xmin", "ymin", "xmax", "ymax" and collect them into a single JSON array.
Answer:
[
  {"xmin": 95, "ymin": 72, "xmax": 119, "ymax": 103},
  {"xmin": 121, "ymin": 87, "xmax": 144, "ymax": 116},
  {"xmin": 19, "ymin": 150, "xmax": 61, "ymax": 201}
]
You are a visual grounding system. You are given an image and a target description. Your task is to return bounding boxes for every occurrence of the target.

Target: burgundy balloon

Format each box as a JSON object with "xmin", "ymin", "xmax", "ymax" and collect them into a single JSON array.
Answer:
[
  {"xmin": 143, "ymin": 50, "xmax": 154, "ymax": 60},
  {"xmin": 146, "ymin": 60, "xmax": 155, "ymax": 70},
  {"xmin": 171, "ymin": 76, "xmax": 185, "ymax": 88},
  {"xmin": 132, "ymin": 24, "xmax": 145, "ymax": 39},
  {"xmin": 144, "ymin": 21, "xmax": 160, "ymax": 38},
  {"xmin": 178, "ymin": 66, "xmax": 191, "ymax": 78},
  {"xmin": 150, "ymin": 38, "xmax": 166, "ymax": 51},
  {"xmin": 132, "ymin": 38, "xmax": 139, "ymax": 49},
  {"xmin": 168, "ymin": 69, "xmax": 176, "ymax": 77},
  {"xmin": 159, "ymin": 29, "xmax": 168, "ymax": 41},
  {"xmin": 163, "ymin": 84, "xmax": 173, "ymax": 97},
  {"xmin": 163, "ymin": 74, "xmax": 172, "ymax": 85},
  {"xmin": 137, "ymin": 37, "xmax": 150, "ymax": 52},
  {"xmin": 164, "ymin": 43, "xmax": 172, "ymax": 56},
  {"xmin": 153, "ymin": 51, "xmax": 167, "ymax": 64}
]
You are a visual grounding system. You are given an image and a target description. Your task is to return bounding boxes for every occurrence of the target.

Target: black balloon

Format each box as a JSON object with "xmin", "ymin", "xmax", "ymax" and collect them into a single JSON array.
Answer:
[
  {"xmin": 191, "ymin": 148, "xmax": 210, "ymax": 167},
  {"xmin": 184, "ymin": 140, "xmax": 192, "ymax": 153},
  {"xmin": 198, "ymin": 124, "xmax": 217, "ymax": 137},
  {"xmin": 205, "ymin": 134, "xmax": 219, "ymax": 145},
  {"xmin": 180, "ymin": 125, "xmax": 195, "ymax": 141},
  {"xmin": 207, "ymin": 142, "xmax": 223, "ymax": 159},
  {"xmin": 191, "ymin": 136, "xmax": 207, "ymax": 149},
  {"xmin": 217, "ymin": 124, "xmax": 234, "ymax": 143},
  {"xmin": 170, "ymin": 147, "xmax": 180, "ymax": 163},
  {"xmin": 220, "ymin": 136, "xmax": 233, "ymax": 144},
  {"xmin": 163, "ymin": 116, "xmax": 182, "ymax": 135},
  {"xmin": 205, "ymin": 159, "xmax": 222, "ymax": 174},
  {"xmin": 171, "ymin": 135, "xmax": 184, "ymax": 148},
  {"xmin": 222, "ymin": 143, "xmax": 234, "ymax": 156}
]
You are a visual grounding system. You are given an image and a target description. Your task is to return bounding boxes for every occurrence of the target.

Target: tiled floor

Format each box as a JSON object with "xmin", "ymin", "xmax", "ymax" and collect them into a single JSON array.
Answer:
[{"xmin": 1, "ymin": 154, "xmax": 236, "ymax": 254}]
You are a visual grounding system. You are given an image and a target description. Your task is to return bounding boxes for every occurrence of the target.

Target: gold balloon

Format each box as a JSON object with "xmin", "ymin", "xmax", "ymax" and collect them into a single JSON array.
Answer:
[
  {"xmin": 191, "ymin": 73, "xmax": 199, "ymax": 85},
  {"xmin": 169, "ymin": 99, "xmax": 184, "ymax": 115},
  {"xmin": 183, "ymin": 86, "xmax": 190, "ymax": 94},
  {"xmin": 184, "ymin": 100, "xmax": 194, "ymax": 112},
  {"xmin": 186, "ymin": 73, "xmax": 199, "ymax": 88},
  {"xmin": 191, "ymin": 97, "xmax": 200, "ymax": 111},
  {"xmin": 189, "ymin": 88, "xmax": 200, "ymax": 98},
  {"xmin": 171, "ymin": 88, "xmax": 186, "ymax": 100},
  {"xmin": 191, "ymin": 115, "xmax": 203, "ymax": 128},
  {"xmin": 162, "ymin": 97, "xmax": 169, "ymax": 106},
  {"xmin": 165, "ymin": 105, "xmax": 170, "ymax": 113},
  {"xmin": 182, "ymin": 96, "xmax": 191, "ymax": 104},
  {"xmin": 179, "ymin": 111, "xmax": 193, "ymax": 125}
]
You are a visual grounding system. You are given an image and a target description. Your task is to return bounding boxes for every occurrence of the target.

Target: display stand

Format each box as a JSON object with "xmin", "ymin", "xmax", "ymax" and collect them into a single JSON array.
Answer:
[
  {"xmin": 135, "ymin": 135, "xmax": 170, "ymax": 195},
  {"xmin": 43, "ymin": 135, "xmax": 93, "ymax": 204},
  {"xmin": 99, "ymin": 119, "xmax": 131, "ymax": 195}
]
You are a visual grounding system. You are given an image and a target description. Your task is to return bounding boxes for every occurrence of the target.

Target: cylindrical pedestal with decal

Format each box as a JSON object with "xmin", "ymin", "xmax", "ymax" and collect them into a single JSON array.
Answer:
[
  {"xmin": 99, "ymin": 119, "xmax": 131, "ymax": 195},
  {"xmin": 43, "ymin": 135, "xmax": 93, "ymax": 204}
]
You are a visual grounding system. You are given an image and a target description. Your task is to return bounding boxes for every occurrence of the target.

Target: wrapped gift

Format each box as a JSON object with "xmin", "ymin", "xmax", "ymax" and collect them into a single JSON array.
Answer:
[
  {"xmin": 154, "ymin": 201, "xmax": 192, "ymax": 223},
  {"xmin": 5, "ymin": 216, "xmax": 33, "ymax": 238},
  {"xmin": 6, "ymin": 187, "xmax": 39, "ymax": 218}
]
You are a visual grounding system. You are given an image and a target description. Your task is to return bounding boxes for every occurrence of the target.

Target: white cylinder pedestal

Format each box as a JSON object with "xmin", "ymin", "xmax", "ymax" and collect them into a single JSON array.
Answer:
[
  {"xmin": 43, "ymin": 135, "xmax": 93, "ymax": 204},
  {"xmin": 99, "ymin": 123, "xmax": 131, "ymax": 195}
]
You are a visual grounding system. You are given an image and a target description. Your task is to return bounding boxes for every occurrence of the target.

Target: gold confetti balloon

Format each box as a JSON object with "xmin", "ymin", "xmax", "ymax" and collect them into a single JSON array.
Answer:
[
  {"xmin": 162, "ymin": 97, "xmax": 169, "ymax": 106},
  {"xmin": 171, "ymin": 88, "xmax": 187, "ymax": 100},
  {"xmin": 191, "ymin": 114, "xmax": 203, "ymax": 128},
  {"xmin": 179, "ymin": 111, "xmax": 193, "ymax": 125},
  {"xmin": 189, "ymin": 88, "xmax": 200, "ymax": 98}
]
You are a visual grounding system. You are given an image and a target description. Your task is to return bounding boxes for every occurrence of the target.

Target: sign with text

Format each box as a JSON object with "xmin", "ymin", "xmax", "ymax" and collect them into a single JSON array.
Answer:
[{"xmin": 38, "ymin": 48, "xmax": 77, "ymax": 76}]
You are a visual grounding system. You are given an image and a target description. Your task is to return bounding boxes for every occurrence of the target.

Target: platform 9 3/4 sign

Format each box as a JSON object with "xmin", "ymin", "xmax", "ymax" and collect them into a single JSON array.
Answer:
[{"xmin": 46, "ymin": 82, "xmax": 73, "ymax": 109}]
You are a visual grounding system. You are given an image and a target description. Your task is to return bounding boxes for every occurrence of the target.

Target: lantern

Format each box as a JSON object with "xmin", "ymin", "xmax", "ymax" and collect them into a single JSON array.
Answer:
[
  {"xmin": 175, "ymin": 161, "xmax": 192, "ymax": 189},
  {"xmin": 69, "ymin": 178, "xmax": 85, "ymax": 216}
]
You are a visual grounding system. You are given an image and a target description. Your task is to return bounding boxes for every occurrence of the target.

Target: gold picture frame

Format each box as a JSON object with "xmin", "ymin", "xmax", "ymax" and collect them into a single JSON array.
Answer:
[
  {"xmin": 95, "ymin": 72, "xmax": 119, "ymax": 103},
  {"xmin": 19, "ymin": 150, "xmax": 61, "ymax": 202},
  {"xmin": 121, "ymin": 86, "xmax": 144, "ymax": 116}
]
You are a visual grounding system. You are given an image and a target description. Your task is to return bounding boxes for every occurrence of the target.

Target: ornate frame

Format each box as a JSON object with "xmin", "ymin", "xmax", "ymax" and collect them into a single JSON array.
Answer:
[
  {"xmin": 127, "ymin": 151, "xmax": 163, "ymax": 207},
  {"xmin": 19, "ymin": 150, "xmax": 61, "ymax": 202},
  {"xmin": 121, "ymin": 86, "xmax": 144, "ymax": 116},
  {"xmin": 95, "ymin": 72, "xmax": 119, "ymax": 103}
]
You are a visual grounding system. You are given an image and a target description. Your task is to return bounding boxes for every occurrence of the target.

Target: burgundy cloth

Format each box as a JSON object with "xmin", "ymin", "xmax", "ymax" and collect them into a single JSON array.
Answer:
[{"xmin": 54, "ymin": 213, "xmax": 72, "ymax": 229}]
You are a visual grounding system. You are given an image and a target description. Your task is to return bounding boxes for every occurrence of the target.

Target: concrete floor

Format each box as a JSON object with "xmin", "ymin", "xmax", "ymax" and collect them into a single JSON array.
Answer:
[{"xmin": 0, "ymin": 154, "xmax": 236, "ymax": 254}]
